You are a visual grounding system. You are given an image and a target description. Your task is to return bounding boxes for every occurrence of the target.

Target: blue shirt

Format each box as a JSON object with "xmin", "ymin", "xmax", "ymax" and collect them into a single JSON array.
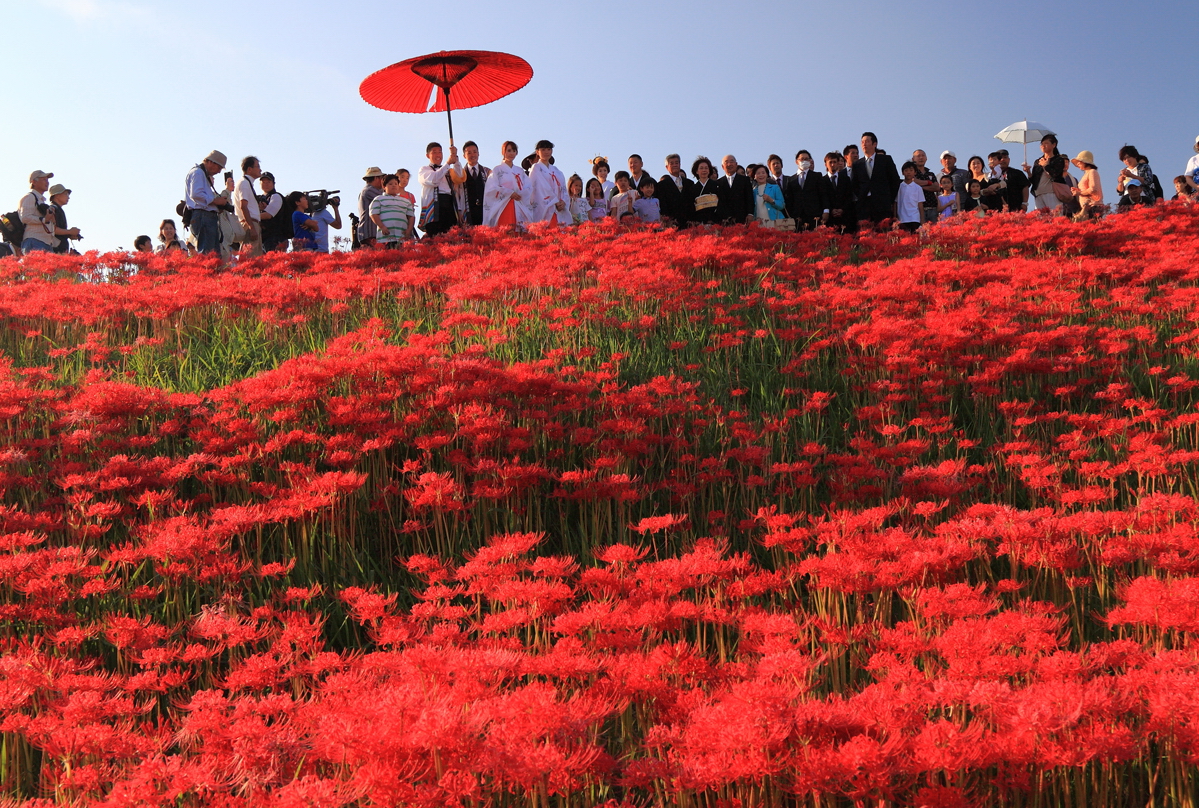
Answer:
[
  {"xmin": 291, "ymin": 211, "xmax": 316, "ymax": 251},
  {"xmin": 312, "ymin": 209, "xmax": 335, "ymax": 252},
  {"xmin": 185, "ymin": 164, "xmax": 218, "ymax": 211}
]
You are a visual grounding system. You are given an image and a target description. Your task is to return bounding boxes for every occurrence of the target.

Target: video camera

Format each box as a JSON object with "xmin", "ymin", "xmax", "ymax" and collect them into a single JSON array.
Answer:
[{"xmin": 304, "ymin": 189, "xmax": 340, "ymax": 214}]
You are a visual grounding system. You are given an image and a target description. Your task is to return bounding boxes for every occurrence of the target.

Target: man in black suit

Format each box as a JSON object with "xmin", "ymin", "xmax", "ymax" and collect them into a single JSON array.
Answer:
[
  {"xmin": 627, "ymin": 154, "xmax": 651, "ymax": 195},
  {"xmin": 656, "ymin": 153, "xmax": 695, "ymax": 227},
  {"xmin": 851, "ymin": 131, "xmax": 901, "ymax": 226},
  {"xmin": 767, "ymin": 154, "xmax": 787, "ymax": 189},
  {"xmin": 716, "ymin": 154, "xmax": 753, "ymax": 224},
  {"xmin": 824, "ymin": 152, "xmax": 857, "ymax": 233},
  {"xmin": 783, "ymin": 149, "xmax": 829, "ymax": 230}
]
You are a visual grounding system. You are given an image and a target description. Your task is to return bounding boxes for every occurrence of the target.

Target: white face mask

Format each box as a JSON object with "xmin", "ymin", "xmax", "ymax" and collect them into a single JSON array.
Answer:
[{"xmin": 799, "ymin": 160, "xmax": 812, "ymax": 172}]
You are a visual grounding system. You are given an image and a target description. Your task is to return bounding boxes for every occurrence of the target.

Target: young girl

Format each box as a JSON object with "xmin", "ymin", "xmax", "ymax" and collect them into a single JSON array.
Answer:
[
  {"xmin": 608, "ymin": 171, "xmax": 639, "ymax": 222},
  {"xmin": 591, "ymin": 157, "xmax": 615, "ymax": 199},
  {"xmin": 936, "ymin": 175, "xmax": 958, "ymax": 221},
  {"xmin": 585, "ymin": 178, "xmax": 609, "ymax": 221},
  {"xmin": 567, "ymin": 174, "xmax": 590, "ymax": 224},
  {"xmin": 961, "ymin": 179, "xmax": 987, "ymax": 216}
]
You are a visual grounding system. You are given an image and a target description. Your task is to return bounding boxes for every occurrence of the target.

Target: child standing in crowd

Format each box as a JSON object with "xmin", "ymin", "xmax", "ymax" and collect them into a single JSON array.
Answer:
[
  {"xmin": 936, "ymin": 175, "xmax": 958, "ymax": 221},
  {"xmin": 369, "ymin": 174, "xmax": 413, "ymax": 248},
  {"xmin": 568, "ymin": 175, "xmax": 590, "ymax": 224},
  {"xmin": 609, "ymin": 171, "xmax": 638, "ymax": 222},
  {"xmin": 634, "ymin": 177, "xmax": 661, "ymax": 223},
  {"xmin": 896, "ymin": 162, "xmax": 925, "ymax": 232},
  {"xmin": 289, "ymin": 193, "xmax": 319, "ymax": 251},
  {"xmin": 962, "ymin": 179, "xmax": 987, "ymax": 215},
  {"xmin": 584, "ymin": 179, "xmax": 609, "ymax": 221}
]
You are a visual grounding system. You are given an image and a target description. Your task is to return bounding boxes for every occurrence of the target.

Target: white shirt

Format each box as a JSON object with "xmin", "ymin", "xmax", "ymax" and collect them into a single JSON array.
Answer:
[
  {"xmin": 1187, "ymin": 153, "xmax": 1199, "ymax": 177},
  {"xmin": 234, "ymin": 176, "xmax": 260, "ymax": 221},
  {"xmin": 418, "ymin": 163, "xmax": 455, "ymax": 209},
  {"xmin": 262, "ymin": 192, "xmax": 282, "ymax": 218},
  {"xmin": 529, "ymin": 162, "xmax": 570, "ymax": 224},
  {"xmin": 482, "ymin": 162, "xmax": 533, "ymax": 227}
]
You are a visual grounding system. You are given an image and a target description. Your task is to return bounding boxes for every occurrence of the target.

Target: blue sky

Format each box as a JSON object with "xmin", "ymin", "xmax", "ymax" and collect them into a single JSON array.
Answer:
[{"xmin": 4, "ymin": 0, "xmax": 1197, "ymax": 251}]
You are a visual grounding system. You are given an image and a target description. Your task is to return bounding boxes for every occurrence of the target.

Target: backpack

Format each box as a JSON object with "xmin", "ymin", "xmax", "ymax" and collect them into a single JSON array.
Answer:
[
  {"xmin": 0, "ymin": 194, "xmax": 43, "ymax": 245},
  {"xmin": 0, "ymin": 210, "xmax": 22, "ymax": 245}
]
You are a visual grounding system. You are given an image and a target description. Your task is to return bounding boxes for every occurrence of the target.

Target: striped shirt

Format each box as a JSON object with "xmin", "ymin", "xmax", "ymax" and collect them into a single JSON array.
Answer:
[{"xmin": 369, "ymin": 193, "xmax": 414, "ymax": 243}]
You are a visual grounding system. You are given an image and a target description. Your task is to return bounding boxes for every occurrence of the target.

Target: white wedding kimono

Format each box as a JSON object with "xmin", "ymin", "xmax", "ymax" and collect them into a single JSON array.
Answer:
[
  {"xmin": 528, "ymin": 162, "xmax": 571, "ymax": 225},
  {"xmin": 482, "ymin": 163, "xmax": 534, "ymax": 227}
]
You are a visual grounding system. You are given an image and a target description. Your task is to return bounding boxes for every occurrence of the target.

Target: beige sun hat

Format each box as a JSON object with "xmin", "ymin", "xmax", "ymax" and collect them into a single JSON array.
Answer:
[
  {"xmin": 48, "ymin": 184, "xmax": 71, "ymax": 197},
  {"xmin": 362, "ymin": 166, "xmax": 384, "ymax": 180},
  {"xmin": 1073, "ymin": 150, "xmax": 1095, "ymax": 165},
  {"xmin": 204, "ymin": 150, "xmax": 228, "ymax": 168}
]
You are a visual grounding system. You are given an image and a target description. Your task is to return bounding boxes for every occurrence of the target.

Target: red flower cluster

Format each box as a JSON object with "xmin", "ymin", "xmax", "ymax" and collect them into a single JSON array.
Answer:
[{"xmin": 0, "ymin": 207, "xmax": 1197, "ymax": 805}]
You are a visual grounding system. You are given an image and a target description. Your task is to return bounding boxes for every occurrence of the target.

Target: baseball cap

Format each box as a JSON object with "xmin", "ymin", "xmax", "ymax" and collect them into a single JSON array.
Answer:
[
  {"xmin": 1125, "ymin": 178, "xmax": 1142, "ymax": 187},
  {"xmin": 261, "ymin": 172, "xmax": 276, "ymax": 182},
  {"xmin": 29, "ymin": 170, "xmax": 54, "ymax": 182},
  {"xmin": 940, "ymin": 151, "xmax": 956, "ymax": 160},
  {"xmin": 48, "ymin": 184, "xmax": 71, "ymax": 196}
]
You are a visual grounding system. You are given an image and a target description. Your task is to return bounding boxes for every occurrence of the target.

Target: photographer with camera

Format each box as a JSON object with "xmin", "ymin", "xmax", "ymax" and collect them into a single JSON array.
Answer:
[
  {"xmin": 184, "ymin": 151, "xmax": 229, "ymax": 255},
  {"xmin": 309, "ymin": 191, "xmax": 342, "ymax": 252},
  {"xmin": 18, "ymin": 170, "xmax": 58, "ymax": 254},
  {"xmin": 48, "ymin": 184, "xmax": 82, "ymax": 254}
]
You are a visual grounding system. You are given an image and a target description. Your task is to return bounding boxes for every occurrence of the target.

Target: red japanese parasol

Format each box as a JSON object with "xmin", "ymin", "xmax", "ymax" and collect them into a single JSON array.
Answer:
[{"xmin": 359, "ymin": 50, "xmax": 533, "ymax": 147}]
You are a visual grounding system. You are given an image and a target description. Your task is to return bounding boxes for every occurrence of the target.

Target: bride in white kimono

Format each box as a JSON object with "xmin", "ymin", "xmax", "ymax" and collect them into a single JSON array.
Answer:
[
  {"xmin": 482, "ymin": 141, "xmax": 534, "ymax": 227},
  {"xmin": 528, "ymin": 139, "xmax": 571, "ymax": 226}
]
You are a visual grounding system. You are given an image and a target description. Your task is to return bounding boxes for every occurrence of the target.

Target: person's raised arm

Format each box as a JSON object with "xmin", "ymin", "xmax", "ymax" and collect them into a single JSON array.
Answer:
[{"xmin": 328, "ymin": 201, "xmax": 342, "ymax": 230}]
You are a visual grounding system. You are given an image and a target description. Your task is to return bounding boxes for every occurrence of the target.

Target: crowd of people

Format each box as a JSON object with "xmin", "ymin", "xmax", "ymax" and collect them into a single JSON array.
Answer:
[{"xmin": 4, "ymin": 133, "xmax": 1199, "ymax": 259}]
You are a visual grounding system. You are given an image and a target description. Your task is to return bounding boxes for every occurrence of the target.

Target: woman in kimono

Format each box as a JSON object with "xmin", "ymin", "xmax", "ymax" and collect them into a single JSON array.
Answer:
[
  {"xmin": 482, "ymin": 141, "xmax": 534, "ymax": 228},
  {"xmin": 528, "ymin": 139, "xmax": 571, "ymax": 226}
]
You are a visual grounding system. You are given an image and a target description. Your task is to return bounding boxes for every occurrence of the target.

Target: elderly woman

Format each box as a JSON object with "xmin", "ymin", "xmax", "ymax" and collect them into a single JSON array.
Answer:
[
  {"xmin": 687, "ymin": 156, "xmax": 722, "ymax": 225},
  {"xmin": 483, "ymin": 141, "xmax": 534, "ymax": 227},
  {"xmin": 751, "ymin": 165, "xmax": 787, "ymax": 223},
  {"xmin": 1115, "ymin": 146, "xmax": 1155, "ymax": 203},
  {"xmin": 1070, "ymin": 151, "xmax": 1104, "ymax": 218}
]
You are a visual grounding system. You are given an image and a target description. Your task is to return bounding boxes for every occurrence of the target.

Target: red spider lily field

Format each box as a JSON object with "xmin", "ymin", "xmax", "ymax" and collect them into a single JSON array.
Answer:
[{"xmin": 1, "ymin": 208, "xmax": 1199, "ymax": 808}]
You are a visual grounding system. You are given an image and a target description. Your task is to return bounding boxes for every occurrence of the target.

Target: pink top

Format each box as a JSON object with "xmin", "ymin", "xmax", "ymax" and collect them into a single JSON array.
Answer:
[{"xmin": 1078, "ymin": 169, "xmax": 1103, "ymax": 206}]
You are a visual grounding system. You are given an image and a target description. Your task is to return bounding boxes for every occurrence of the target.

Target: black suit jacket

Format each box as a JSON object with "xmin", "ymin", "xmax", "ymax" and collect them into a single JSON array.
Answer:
[
  {"xmin": 656, "ymin": 173, "xmax": 695, "ymax": 225},
  {"xmin": 716, "ymin": 174, "xmax": 754, "ymax": 224},
  {"xmin": 851, "ymin": 153, "xmax": 901, "ymax": 222},
  {"xmin": 783, "ymin": 171, "xmax": 830, "ymax": 228},
  {"xmin": 826, "ymin": 169, "xmax": 856, "ymax": 228}
]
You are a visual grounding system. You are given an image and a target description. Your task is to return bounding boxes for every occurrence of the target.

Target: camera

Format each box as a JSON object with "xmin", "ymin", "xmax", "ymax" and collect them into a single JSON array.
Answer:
[{"xmin": 304, "ymin": 189, "xmax": 340, "ymax": 213}]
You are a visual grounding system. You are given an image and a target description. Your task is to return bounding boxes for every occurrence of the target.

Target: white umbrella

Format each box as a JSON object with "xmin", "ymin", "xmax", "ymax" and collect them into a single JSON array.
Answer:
[{"xmin": 994, "ymin": 119, "xmax": 1056, "ymax": 165}]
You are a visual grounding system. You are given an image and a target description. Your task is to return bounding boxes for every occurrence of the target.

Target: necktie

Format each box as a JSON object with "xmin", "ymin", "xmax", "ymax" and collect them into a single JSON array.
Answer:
[
  {"xmin": 867, "ymin": 157, "xmax": 874, "ymax": 179},
  {"xmin": 800, "ymin": 172, "xmax": 805, "ymax": 189}
]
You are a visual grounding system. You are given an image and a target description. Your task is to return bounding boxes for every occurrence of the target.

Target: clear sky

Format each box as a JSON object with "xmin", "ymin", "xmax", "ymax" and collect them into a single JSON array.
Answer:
[{"xmin": 4, "ymin": 0, "xmax": 1198, "ymax": 251}]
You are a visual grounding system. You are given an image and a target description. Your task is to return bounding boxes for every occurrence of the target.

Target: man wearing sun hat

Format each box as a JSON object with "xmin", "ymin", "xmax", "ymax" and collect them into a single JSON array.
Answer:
[
  {"xmin": 184, "ymin": 150, "xmax": 228, "ymax": 255},
  {"xmin": 356, "ymin": 167, "xmax": 385, "ymax": 248},
  {"xmin": 47, "ymin": 184, "xmax": 81, "ymax": 255},
  {"xmin": 18, "ymin": 170, "xmax": 58, "ymax": 254}
]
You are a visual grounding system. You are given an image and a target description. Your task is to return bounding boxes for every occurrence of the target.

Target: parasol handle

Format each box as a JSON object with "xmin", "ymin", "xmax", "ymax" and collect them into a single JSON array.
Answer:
[{"xmin": 444, "ymin": 86, "xmax": 455, "ymax": 148}]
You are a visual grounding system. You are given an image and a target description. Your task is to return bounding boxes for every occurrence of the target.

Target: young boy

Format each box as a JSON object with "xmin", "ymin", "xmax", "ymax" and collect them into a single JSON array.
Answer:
[
  {"xmin": 289, "ymin": 192, "xmax": 320, "ymax": 251},
  {"xmin": 895, "ymin": 161, "xmax": 924, "ymax": 232},
  {"xmin": 608, "ymin": 170, "xmax": 639, "ymax": 222},
  {"xmin": 633, "ymin": 177, "xmax": 661, "ymax": 223},
  {"xmin": 369, "ymin": 174, "xmax": 415, "ymax": 248}
]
